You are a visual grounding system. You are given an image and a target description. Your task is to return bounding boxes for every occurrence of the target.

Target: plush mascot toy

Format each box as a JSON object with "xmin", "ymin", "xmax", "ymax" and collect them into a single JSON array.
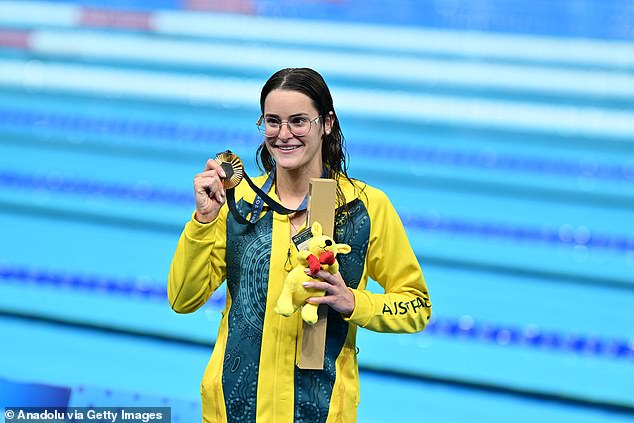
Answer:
[{"xmin": 275, "ymin": 222, "xmax": 351, "ymax": 324}]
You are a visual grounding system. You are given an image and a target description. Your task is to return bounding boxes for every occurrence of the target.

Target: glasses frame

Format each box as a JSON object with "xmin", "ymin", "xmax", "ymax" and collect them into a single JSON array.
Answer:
[{"xmin": 256, "ymin": 115, "xmax": 321, "ymax": 138}]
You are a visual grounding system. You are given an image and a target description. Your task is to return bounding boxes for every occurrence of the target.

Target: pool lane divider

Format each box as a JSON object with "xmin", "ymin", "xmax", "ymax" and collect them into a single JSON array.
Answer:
[
  {"xmin": 2, "ymin": 309, "xmax": 633, "ymax": 416},
  {"xmin": 2, "ymin": 27, "xmax": 634, "ymax": 103},
  {"xmin": 0, "ymin": 264, "xmax": 632, "ymax": 362},
  {"xmin": 1, "ymin": 169, "xmax": 632, "ymax": 254},
  {"xmin": 1, "ymin": 108, "xmax": 633, "ymax": 183},
  {"xmin": 1, "ymin": 1, "xmax": 634, "ymax": 70},
  {"xmin": 1, "ymin": 58, "xmax": 633, "ymax": 139}
]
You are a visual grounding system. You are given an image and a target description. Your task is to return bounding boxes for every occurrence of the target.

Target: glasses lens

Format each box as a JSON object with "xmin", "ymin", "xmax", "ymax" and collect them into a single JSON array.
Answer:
[
  {"xmin": 257, "ymin": 123, "xmax": 267, "ymax": 135},
  {"xmin": 257, "ymin": 117, "xmax": 278, "ymax": 137},
  {"xmin": 265, "ymin": 125, "xmax": 279, "ymax": 137},
  {"xmin": 289, "ymin": 117, "xmax": 311, "ymax": 136}
]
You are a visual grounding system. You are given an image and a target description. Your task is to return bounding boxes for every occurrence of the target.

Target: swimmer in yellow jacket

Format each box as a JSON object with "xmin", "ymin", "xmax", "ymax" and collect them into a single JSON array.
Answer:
[{"xmin": 168, "ymin": 68, "xmax": 432, "ymax": 423}]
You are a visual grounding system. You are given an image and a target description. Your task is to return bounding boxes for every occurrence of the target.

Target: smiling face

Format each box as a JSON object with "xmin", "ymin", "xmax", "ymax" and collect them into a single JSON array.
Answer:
[{"xmin": 262, "ymin": 89, "xmax": 331, "ymax": 175}]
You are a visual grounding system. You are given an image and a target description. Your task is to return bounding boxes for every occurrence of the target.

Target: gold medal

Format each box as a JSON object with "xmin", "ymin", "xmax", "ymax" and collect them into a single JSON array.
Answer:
[{"xmin": 214, "ymin": 150, "xmax": 244, "ymax": 189}]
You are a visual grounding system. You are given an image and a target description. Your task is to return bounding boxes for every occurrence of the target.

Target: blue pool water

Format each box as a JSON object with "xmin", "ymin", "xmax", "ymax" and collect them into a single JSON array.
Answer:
[{"xmin": 0, "ymin": 1, "xmax": 633, "ymax": 422}]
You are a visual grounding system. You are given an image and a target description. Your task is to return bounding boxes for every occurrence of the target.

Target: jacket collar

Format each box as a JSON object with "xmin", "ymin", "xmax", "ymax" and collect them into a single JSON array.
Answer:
[{"xmin": 234, "ymin": 172, "xmax": 365, "ymax": 207}]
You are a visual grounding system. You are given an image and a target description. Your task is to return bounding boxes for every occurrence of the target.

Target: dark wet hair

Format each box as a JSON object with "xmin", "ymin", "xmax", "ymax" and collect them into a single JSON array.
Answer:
[{"xmin": 256, "ymin": 67, "xmax": 354, "ymax": 211}]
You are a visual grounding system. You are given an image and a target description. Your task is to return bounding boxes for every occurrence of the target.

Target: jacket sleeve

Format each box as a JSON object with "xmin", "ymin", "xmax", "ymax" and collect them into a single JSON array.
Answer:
[
  {"xmin": 346, "ymin": 188, "xmax": 432, "ymax": 333},
  {"xmin": 167, "ymin": 208, "xmax": 227, "ymax": 314}
]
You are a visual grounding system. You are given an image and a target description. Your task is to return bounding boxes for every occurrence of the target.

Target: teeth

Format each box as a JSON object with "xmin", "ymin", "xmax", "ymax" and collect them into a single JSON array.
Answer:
[{"xmin": 277, "ymin": 145, "xmax": 300, "ymax": 150}]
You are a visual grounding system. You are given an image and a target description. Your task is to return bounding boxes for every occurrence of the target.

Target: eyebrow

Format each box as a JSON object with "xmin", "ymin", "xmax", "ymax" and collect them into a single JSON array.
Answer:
[{"xmin": 264, "ymin": 112, "xmax": 310, "ymax": 119}]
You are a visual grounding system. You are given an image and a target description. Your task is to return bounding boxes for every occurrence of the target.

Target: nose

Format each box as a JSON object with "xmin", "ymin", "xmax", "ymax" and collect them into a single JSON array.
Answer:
[{"xmin": 277, "ymin": 122, "xmax": 293, "ymax": 139}]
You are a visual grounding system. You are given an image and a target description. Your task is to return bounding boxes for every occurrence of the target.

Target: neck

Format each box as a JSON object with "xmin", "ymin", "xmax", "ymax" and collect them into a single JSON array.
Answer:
[{"xmin": 275, "ymin": 162, "xmax": 322, "ymax": 209}]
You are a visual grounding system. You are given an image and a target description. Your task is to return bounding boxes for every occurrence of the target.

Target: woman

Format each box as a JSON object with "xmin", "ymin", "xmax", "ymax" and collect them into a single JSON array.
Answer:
[{"xmin": 168, "ymin": 68, "xmax": 431, "ymax": 423}]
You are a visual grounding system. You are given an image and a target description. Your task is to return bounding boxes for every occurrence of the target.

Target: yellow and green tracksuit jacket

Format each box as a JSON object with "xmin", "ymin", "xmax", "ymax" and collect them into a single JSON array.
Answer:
[{"xmin": 168, "ymin": 175, "xmax": 432, "ymax": 423}]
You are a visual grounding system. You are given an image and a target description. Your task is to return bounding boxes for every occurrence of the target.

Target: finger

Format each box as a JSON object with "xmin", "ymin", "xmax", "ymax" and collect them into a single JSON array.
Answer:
[
  {"xmin": 306, "ymin": 296, "xmax": 332, "ymax": 305},
  {"xmin": 195, "ymin": 175, "xmax": 223, "ymax": 193},
  {"xmin": 197, "ymin": 168, "xmax": 227, "ymax": 198},
  {"xmin": 195, "ymin": 182, "xmax": 221, "ymax": 200},
  {"xmin": 302, "ymin": 281, "xmax": 332, "ymax": 293},
  {"xmin": 214, "ymin": 189, "xmax": 225, "ymax": 203},
  {"xmin": 304, "ymin": 269, "xmax": 337, "ymax": 284},
  {"xmin": 205, "ymin": 158, "xmax": 227, "ymax": 178},
  {"xmin": 197, "ymin": 169, "xmax": 225, "ymax": 181}
]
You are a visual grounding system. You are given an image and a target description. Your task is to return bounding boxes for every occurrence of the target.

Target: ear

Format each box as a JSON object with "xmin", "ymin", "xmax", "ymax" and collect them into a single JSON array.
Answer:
[
  {"xmin": 336, "ymin": 243, "xmax": 351, "ymax": 255},
  {"xmin": 311, "ymin": 222, "xmax": 323, "ymax": 237},
  {"xmin": 324, "ymin": 111, "xmax": 334, "ymax": 135}
]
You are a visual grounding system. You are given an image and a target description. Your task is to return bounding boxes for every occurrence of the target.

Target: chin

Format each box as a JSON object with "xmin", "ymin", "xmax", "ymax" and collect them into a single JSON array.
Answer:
[
  {"xmin": 275, "ymin": 158, "xmax": 303, "ymax": 171},
  {"xmin": 271, "ymin": 151, "xmax": 303, "ymax": 169}
]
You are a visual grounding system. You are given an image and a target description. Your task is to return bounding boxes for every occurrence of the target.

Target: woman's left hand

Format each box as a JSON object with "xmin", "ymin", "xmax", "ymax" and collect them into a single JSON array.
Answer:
[{"xmin": 303, "ymin": 269, "xmax": 355, "ymax": 316}]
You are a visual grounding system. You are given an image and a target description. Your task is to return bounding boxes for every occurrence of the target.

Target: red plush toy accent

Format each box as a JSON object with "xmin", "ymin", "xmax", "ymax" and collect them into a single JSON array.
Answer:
[
  {"xmin": 307, "ymin": 254, "xmax": 321, "ymax": 273},
  {"xmin": 306, "ymin": 251, "xmax": 336, "ymax": 273},
  {"xmin": 319, "ymin": 251, "xmax": 335, "ymax": 266}
]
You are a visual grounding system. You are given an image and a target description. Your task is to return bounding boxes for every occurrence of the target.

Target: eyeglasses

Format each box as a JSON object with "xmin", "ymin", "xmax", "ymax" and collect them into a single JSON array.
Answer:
[{"xmin": 256, "ymin": 115, "xmax": 321, "ymax": 137}]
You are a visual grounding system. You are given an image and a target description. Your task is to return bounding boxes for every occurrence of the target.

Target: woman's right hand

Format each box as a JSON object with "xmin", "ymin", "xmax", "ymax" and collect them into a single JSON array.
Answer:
[{"xmin": 193, "ymin": 158, "xmax": 227, "ymax": 223}]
